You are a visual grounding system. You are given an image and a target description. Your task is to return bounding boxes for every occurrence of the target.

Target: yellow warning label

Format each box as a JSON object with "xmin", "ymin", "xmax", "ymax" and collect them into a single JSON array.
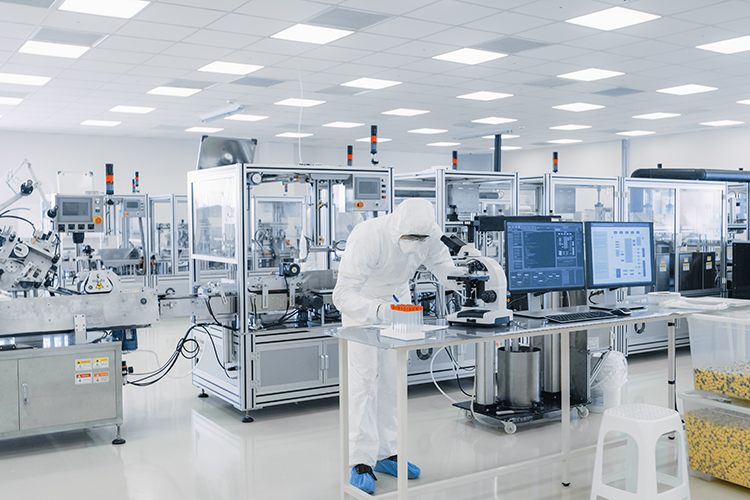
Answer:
[
  {"xmin": 706, "ymin": 262, "xmax": 713, "ymax": 270},
  {"xmin": 96, "ymin": 283, "xmax": 103, "ymax": 289},
  {"xmin": 659, "ymin": 258, "xmax": 667, "ymax": 273},
  {"xmin": 76, "ymin": 359, "xmax": 92, "ymax": 371},
  {"xmin": 75, "ymin": 373, "xmax": 92, "ymax": 385},
  {"xmin": 683, "ymin": 263, "xmax": 690, "ymax": 271},
  {"xmin": 93, "ymin": 358, "xmax": 109, "ymax": 369}
]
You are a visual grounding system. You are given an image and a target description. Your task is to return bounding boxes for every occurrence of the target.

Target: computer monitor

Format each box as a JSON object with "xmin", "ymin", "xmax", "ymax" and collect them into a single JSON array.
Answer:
[
  {"xmin": 505, "ymin": 221, "xmax": 586, "ymax": 293},
  {"xmin": 584, "ymin": 221, "xmax": 655, "ymax": 289}
]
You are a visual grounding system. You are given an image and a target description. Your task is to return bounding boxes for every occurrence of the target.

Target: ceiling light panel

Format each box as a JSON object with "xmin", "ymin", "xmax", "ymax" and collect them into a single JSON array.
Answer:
[
  {"xmin": 501, "ymin": 146, "xmax": 522, "ymax": 151},
  {"xmin": 323, "ymin": 122, "xmax": 364, "ymax": 128},
  {"xmin": 550, "ymin": 124, "xmax": 591, "ymax": 130},
  {"xmin": 427, "ymin": 142, "xmax": 460, "ymax": 146},
  {"xmin": 557, "ymin": 68, "xmax": 624, "ymax": 81},
  {"xmin": 110, "ymin": 105, "xmax": 154, "ymax": 113},
  {"xmin": 59, "ymin": 0, "xmax": 150, "ymax": 19},
  {"xmin": 700, "ymin": 120, "xmax": 744, "ymax": 127},
  {"xmin": 457, "ymin": 91, "xmax": 513, "ymax": 101},
  {"xmin": 656, "ymin": 84, "xmax": 717, "ymax": 95},
  {"xmin": 408, "ymin": 128, "xmax": 447, "ymax": 134},
  {"xmin": 82, "ymin": 120, "xmax": 120, "ymax": 127},
  {"xmin": 633, "ymin": 112, "xmax": 681, "ymax": 120},
  {"xmin": 382, "ymin": 108, "xmax": 429, "ymax": 116},
  {"xmin": 0, "ymin": 73, "xmax": 51, "ymax": 86},
  {"xmin": 225, "ymin": 114, "xmax": 268, "ymax": 122},
  {"xmin": 552, "ymin": 102, "xmax": 605, "ymax": 112},
  {"xmin": 548, "ymin": 139, "xmax": 582, "ymax": 144},
  {"xmin": 472, "ymin": 117, "xmax": 517, "ymax": 125},
  {"xmin": 738, "ymin": 99, "xmax": 750, "ymax": 105},
  {"xmin": 0, "ymin": 97, "xmax": 23, "ymax": 105},
  {"xmin": 186, "ymin": 127, "xmax": 223, "ymax": 133},
  {"xmin": 271, "ymin": 23, "xmax": 353, "ymax": 44},
  {"xmin": 198, "ymin": 61, "xmax": 263, "ymax": 75},
  {"xmin": 433, "ymin": 48, "xmax": 506, "ymax": 65},
  {"xmin": 147, "ymin": 86, "xmax": 201, "ymax": 97},
  {"xmin": 617, "ymin": 130, "xmax": 655, "ymax": 136},
  {"xmin": 19, "ymin": 40, "xmax": 90, "ymax": 59},
  {"xmin": 356, "ymin": 137, "xmax": 391, "ymax": 142},
  {"xmin": 696, "ymin": 36, "xmax": 750, "ymax": 54},
  {"xmin": 565, "ymin": 7, "xmax": 661, "ymax": 31},
  {"xmin": 274, "ymin": 98, "xmax": 325, "ymax": 108},
  {"xmin": 276, "ymin": 132, "xmax": 313, "ymax": 138},
  {"xmin": 340, "ymin": 77, "xmax": 401, "ymax": 90}
]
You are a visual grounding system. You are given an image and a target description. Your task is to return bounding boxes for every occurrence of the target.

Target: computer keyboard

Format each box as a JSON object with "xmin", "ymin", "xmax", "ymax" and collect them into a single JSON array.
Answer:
[{"xmin": 544, "ymin": 310, "xmax": 617, "ymax": 323}]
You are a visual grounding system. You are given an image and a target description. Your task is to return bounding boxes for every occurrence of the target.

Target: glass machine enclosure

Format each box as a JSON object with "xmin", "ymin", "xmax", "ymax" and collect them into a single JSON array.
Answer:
[
  {"xmin": 187, "ymin": 164, "xmax": 394, "ymax": 414},
  {"xmin": 149, "ymin": 195, "xmax": 190, "ymax": 296},
  {"xmin": 622, "ymin": 178, "xmax": 727, "ymax": 353},
  {"xmin": 727, "ymin": 182, "xmax": 749, "ymax": 293},
  {"xmin": 394, "ymin": 169, "xmax": 518, "ymax": 383}
]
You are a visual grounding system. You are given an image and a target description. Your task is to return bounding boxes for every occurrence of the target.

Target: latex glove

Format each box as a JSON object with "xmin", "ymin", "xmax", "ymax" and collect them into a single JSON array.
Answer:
[{"xmin": 376, "ymin": 302, "xmax": 395, "ymax": 324}]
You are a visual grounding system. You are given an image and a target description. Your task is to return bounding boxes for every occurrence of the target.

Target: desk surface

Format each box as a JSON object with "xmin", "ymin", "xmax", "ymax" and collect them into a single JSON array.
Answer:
[{"xmin": 320, "ymin": 305, "xmax": 704, "ymax": 351}]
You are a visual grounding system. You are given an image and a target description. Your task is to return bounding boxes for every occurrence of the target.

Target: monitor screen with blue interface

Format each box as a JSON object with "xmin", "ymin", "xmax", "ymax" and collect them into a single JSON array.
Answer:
[
  {"xmin": 585, "ymin": 222, "xmax": 655, "ymax": 289},
  {"xmin": 505, "ymin": 221, "xmax": 586, "ymax": 293}
]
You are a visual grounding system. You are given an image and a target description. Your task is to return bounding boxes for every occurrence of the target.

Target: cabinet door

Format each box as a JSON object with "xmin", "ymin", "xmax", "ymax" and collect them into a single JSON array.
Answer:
[
  {"xmin": 323, "ymin": 339, "xmax": 339, "ymax": 385},
  {"xmin": 19, "ymin": 350, "xmax": 117, "ymax": 431},
  {"xmin": 256, "ymin": 341, "xmax": 323, "ymax": 395},
  {"xmin": 0, "ymin": 360, "xmax": 19, "ymax": 433}
]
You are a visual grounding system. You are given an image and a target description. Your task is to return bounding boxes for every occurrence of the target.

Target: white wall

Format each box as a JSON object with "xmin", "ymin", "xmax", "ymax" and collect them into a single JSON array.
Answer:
[{"xmin": 503, "ymin": 125, "xmax": 750, "ymax": 177}]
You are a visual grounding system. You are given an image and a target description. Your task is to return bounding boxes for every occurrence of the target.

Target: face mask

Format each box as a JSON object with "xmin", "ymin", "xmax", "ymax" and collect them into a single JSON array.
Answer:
[{"xmin": 399, "ymin": 239, "xmax": 424, "ymax": 255}]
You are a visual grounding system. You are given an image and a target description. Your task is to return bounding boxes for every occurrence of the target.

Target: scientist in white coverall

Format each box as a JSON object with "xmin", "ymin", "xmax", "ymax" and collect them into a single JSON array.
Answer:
[{"xmin": 333, "ymin": 198, "xmax": 463, "ymax": 494}]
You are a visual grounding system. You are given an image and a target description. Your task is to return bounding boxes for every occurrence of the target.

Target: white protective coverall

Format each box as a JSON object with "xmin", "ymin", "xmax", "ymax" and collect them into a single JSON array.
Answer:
[{"xmin": 332, "ymin": 198, "xmax": 459, "ymax": 467}]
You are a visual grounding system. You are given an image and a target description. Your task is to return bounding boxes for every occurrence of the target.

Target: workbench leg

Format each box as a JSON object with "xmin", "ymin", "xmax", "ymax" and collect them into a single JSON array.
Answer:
[
  {"xmin": 561, "ymin": 330, "xmax": 571, "ymax": 487},
  {"xmin": 340, "ymin": 339, "xmax": 349, "ymax": 500},
  {"xmin": 397, "ymin": 348, "xmax": 409, "ymax": 500},
  {"xmin": 668, "ymin": 321, "xmax": 676, "ymax": 412}
]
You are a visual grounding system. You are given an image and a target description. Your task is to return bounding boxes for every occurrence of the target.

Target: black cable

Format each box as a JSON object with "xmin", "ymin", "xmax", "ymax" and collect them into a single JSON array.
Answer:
[
  {"xmin": 445, "ymin": 348, "xmax": 475, "ymax": 372},
  {"xmin": 588, "ymin": 290, "xmax": 604, "ymax": 305},
  {"xmin": 0, "ymin": 214, "xmax": 35, "ymax": 230},
  {"xmin": 455, "ymin": 372, "xmax": 473, "ymax": 397},
  {"xmin": 90, "ymin": 330, "xmax": 112, "ymax": 344},
  {"xmin": 127, "ymin": 324, "xmax": 204, "ymax": 386},
  {"xmin": 206, "ymin": 296, "xmax": 240, "ymax": 331}
]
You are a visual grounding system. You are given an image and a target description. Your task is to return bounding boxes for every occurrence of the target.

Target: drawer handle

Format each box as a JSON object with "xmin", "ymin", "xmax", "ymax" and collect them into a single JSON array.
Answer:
[{"xmin": 22, "ymin": 383, "xmax": 28, "ymax": 405}]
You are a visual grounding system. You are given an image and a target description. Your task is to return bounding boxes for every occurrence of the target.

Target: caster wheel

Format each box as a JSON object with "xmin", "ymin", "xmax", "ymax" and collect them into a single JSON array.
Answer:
[
  {"xmin": 464, "ymin": 410, "xmax": 474, "ymax": 421},
  {"xmin": 577, "ymin": 406, "xmax": 589, "ymax": 418},
  {"xmin": 503, "ymin": 422, "xmax": 517, "ymax": 434}
]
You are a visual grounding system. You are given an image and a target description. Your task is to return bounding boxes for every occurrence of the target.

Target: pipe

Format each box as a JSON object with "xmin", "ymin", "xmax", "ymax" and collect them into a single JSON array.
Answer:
[{"xmin": 631, "ymin": 168, "xmax": 750, "ymax": 182}]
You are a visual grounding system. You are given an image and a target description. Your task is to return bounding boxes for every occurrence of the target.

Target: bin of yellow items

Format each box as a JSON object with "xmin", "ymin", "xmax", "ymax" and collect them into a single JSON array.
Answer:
[
  {"xmin": 688, "ymin": 311, "xmax": 750, "ymax": 400},
  {"xmin": 680, "ymin": 390, "xmax": 750, "ymax": 489}
]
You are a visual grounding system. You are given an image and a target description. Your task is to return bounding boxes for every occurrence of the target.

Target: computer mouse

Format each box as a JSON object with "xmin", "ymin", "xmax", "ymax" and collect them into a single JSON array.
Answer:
[{"xmin": 610, "ymin": 307, "xmax": 631, "ymax": 316}]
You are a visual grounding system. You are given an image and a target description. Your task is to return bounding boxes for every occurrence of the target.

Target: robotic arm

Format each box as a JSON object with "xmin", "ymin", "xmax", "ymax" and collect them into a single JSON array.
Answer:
[{"xmin": 0, "ymin": 160, "xmax": 51, "ymax": 214}]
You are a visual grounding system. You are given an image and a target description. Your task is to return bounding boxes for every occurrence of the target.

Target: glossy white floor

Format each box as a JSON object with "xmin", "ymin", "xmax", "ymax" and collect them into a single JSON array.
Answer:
[{"xmin": 1, "ymin": 318, "xmax": 748, "ymax": 500}]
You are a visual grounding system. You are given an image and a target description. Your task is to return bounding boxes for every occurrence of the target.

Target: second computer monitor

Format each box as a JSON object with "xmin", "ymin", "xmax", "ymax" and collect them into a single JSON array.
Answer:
[
  {"xmin": 505, "ymin": 221, "xmax": 586, "ymax": 293},
  {"xmin": 585, "ymin": 221, "xmax": 655, "ymax": 289}
]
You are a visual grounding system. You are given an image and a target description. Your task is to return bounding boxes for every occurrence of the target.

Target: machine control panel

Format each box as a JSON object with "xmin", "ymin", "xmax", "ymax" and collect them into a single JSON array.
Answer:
[
  {"xmin": 122, "ymin": 198, "xmax": 145, "ymax": 218},
  {"xmin": 346, "ymin": 175, "xmax": 390, "ymax": 211},
  {"xmin": 53, "ymin": 195, "xmax": 104, "ymax": 233}
]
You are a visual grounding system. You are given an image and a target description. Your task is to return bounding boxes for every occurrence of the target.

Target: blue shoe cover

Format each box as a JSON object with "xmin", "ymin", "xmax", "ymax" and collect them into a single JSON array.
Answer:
[
  {"xmin": 350, "ymin": 464, "xmax": 376, "ymax": 494},
  {"xmin": 374, "ymin": 456, "xmax": 421, "ymax": 479}
]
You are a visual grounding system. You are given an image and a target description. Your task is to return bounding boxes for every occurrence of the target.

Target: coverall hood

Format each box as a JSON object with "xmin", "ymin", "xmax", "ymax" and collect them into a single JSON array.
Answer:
[{"xmin": 388, "ymin": 198, "xmax": 439, "ymax": 245}]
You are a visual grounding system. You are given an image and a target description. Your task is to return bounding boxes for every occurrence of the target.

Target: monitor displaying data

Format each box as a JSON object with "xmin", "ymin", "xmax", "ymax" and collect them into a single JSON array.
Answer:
[
  {"xmin": 505, "ymin": 221, "xmax": 586, "ymax": 293},
  {"xmin": 585, "ymin": 221, "xmax": 655, "ymax": 289}
]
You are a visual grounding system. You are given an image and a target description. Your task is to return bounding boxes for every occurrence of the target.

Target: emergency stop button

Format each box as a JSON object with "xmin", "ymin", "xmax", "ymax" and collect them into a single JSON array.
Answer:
[
  {"xmin": 355, "ymin": 200, "xmax": 364, "ymax": 209},
  {"xmin": 93, "ymin": 215, "xmax": 103, "ymax": 224}
]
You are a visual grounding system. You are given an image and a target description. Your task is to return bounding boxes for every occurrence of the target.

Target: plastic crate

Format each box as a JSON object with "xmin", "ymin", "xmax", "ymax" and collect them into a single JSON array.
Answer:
[
  {"xmin": 688, "ymin": 310, "xmax": 750, "ymax": 400},
  {"xmin": 680, "ymin": 390, "xmax": 750, "ymax": 488}
]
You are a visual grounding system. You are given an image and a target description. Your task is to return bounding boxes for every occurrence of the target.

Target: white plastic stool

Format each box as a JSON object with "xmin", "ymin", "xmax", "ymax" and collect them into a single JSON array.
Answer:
[{"xmin": 590, "ymin": 404, "xmax": 690, "ymax": 500}]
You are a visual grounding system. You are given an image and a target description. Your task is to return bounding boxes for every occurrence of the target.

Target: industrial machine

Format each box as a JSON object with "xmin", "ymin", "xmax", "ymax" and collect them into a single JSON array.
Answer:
[
  {"xmin": 149, "ymin": 194, "xmax": 191, "ymax": 297},
  {"xmin": 187, "ymin": 163, "xmax": 399, "ymax": 421},
  {"xmin": 0, "ymin": 190, "xmax": 159, "ymax": 444}
]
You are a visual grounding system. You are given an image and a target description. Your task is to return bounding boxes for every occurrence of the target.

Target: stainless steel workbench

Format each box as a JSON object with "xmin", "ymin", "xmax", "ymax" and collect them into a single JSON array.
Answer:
[{"xmin": 323, "ymin": 303, "xmax": 749, "ymax": 500}]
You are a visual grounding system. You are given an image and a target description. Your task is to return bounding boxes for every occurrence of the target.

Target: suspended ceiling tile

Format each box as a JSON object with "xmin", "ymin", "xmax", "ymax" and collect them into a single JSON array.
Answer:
[
  {"xmin": 126, "ymin": 65, "xmax": 187, "ymax": 79},
  {"xmin": 353, "ymin": 52, "xmax": 422, "ymax": 69},
  {"xmin": 116, "ymin": 21, "xmax": 198, "ymax": 42},
  {"xmin": 96, "ymin": 36, "xmax": 175, "ymax": 54},
  {"xmin": 608, "ymin": 39, "xmax": 684, "ymax": 59},
  {"xmin": 659, "ymin": 25, "xmax": 740, "ymax": 47},
  {"xmin": 565, "ymin": 32, "xmax": 645, "ymax": 51},
  {"xmin": 206, "ymin": 13, "xmax": 290, "ymax": 36},
  {"xmin": 0, "ymin": 36, "xmax": 22, "ymax": 51},
  {"xmin": 339, "ymin": 0, "xmax": 436, "ymax": 16},
  {"xmin": 273, "ymin": 57, "xmax": 342, "ymax": 72},
  {"xmin": 235, "ymin": 0, "xmax": 331, "ymax": 22},
  {"xmin": 365, "ymin": 16, "xmax": 450, "ymax": 39},
  {"xmin": 0, "ymin": 2, "xmax": 49, "ymax": 24},
  {"xmin": 384, "ymin": 39, "xmax": 456, "ymax": 58},
  {"xmin": 307, "ymin": 7, "xmax": 391, "ymax": 30},
  {"xmin": 137, "ymin": 3, "xmax": 227, "ymax": 28},
  {"xmin": 5, "ymin": 52, "xmax": 78, "ymax": 68},
  {"xmin": 300, "ymin": 45, "xmax": 373, "ymax": 63},
  {"xmin": 0, "ymin": 20, "xmax": 37, "ymax": 39},
  {"xmin": 330, "ymin": 32, "xmax": 408, "ymax": 52},
  {"xmin": 180, "ymin": 30, "xmax": 261, "ymax": 50},
  {"xmin": 158, "ymin": 0, "xmax": 248, "ymax": 10},
  {"xmin": 674, "ymin": 0, "xmax": 750, "ymax": 25},
  {"xmin": 82, "ymin": 49, "xmax": 153, "ymax": 65},
  {"xmin": 160, "ymin": 43, "xmax": 234, "ymax": 61},
  {"xmin": 143, "ymin": 54, "xmax": 212, "ymax": 71},
  {"xmin": 405, "ymin": 0, "xmax": 500, "ymax": 25},
  {"xmin": 464, "ymin": 11, "xmax": 553, "ymax": 35},
  {"xmin": 243, "ymin": 38, "xmax": 316, "ymax": 57},
  {"xmin": 511, "ymin": 1, "xmax": 604, "ymax": 22}
]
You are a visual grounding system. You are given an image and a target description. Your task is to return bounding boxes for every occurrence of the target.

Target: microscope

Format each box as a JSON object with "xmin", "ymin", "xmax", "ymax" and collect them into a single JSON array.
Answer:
[{"xmin": 442, "ymin": 235, "xmax": 513, "ymax": 326}]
